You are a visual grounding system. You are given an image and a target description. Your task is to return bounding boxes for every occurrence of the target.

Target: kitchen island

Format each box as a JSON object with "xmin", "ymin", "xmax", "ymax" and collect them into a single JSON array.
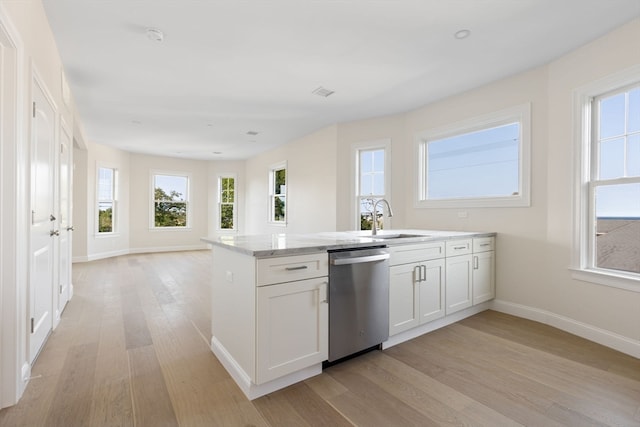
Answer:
[{"xmin": 202, "ymin": 229, "xmax": 496, "ymax": 399}]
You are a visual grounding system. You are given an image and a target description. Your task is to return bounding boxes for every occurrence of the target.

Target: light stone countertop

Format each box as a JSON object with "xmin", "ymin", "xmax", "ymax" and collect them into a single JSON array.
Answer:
[{"xmin": 201, "ymin": 229, "xmax": 496, "ymax": 257}]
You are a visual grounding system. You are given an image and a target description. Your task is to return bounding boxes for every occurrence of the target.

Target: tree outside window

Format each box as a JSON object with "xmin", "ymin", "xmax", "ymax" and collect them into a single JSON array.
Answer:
[
  {"xmin": 358, "ymin": 149, "xmax": 386, "ymax": 231},
  {"xmin": 270, "ymin": 163, "xmax": 287, "ymax": 223},
  {"xmin": 97, "ymin": 167, "xmax": 116, "ymax": 233},
  {"xmin": 218, "ymin": 175, "xmax": 236, "ymax": 230},
  {"xmin": 153, "ymin": 174, "xmax": 189, "ymax": 228}
]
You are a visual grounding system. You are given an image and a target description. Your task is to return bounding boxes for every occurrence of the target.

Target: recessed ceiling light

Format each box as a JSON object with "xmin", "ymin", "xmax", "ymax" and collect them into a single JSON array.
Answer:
[
  {"xmin": 246, "ymin": 130, "xmax": 259, "ymax": 136},
  {"xmin": 454, "ymin": 29, "xmax": 471, "ymax": 40},
  {"xmin": 212, "ymin": 151, "xmax": 222, "ymax": 155},
  {"xmin": 312, "ymin": 86, "xmax": 335, "ymax": 97},
  {"xmin": 131, "ymin": 120, "xmax": 142, "ymax": 125},
  {"xmin": 146, "ymin": 28, "xmax": 164, "ymax": 42}
]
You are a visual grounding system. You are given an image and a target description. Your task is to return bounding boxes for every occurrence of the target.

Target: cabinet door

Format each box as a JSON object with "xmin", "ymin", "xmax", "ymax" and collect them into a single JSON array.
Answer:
[
  {"xmin": 389, "ymin": 263, "xmax": 420, "ymax": 336},
  {"xmin": 256, "ymin": 278, "xmax": 328, "ymax": 384},
  {"xmin": 419, "ymin": 259, "xmax": 446, "ymax": 323},
  {"xmin": 445, "ymin": 254, "xmax": 472, "ymax": 315},
  {"xmin": 473, "ymin": 251, "xmax": 495, "ymax": 304}
]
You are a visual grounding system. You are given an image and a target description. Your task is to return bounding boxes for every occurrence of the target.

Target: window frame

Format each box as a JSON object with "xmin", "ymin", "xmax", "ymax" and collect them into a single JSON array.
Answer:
[
  {"xmin": 96, "ymin": 164, "xmax": 118, "ymax": 236},
  {"xmin": 149, "ymin": 170, "xmax": 192, "ymax": 230},
  {"xmin": 351, "ymin": 139, "xmax": 392, "ymax": 231},
  {"xmin": 217, "ymin": 173, "xmax": 237, "ymax": 232},
  {"xmin": 571, "ymin": 66, "xmax": 640, "ymax": 291},
  {"xmin": 415, "ymin": 103, "xmax": 531, "ymax": 208},
  {"xmin": 268, "ymin": 161, "xmax": 287, "ymax": 225}
]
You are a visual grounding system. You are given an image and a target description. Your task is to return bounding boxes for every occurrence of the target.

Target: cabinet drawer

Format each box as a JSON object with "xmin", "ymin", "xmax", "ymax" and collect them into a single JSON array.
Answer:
[
  {"xmin": 257, "ymin": 253, "xmax": 328, "ymax": 286},
  {"xmin": 389, "ymin": 242, "xmax": 445, "ymax": 265},
  {"xmin": 445, "ymin": 239, "xmax": 472, "ymax": 256},
  {"xmin": 473, "ymin": 237, "xmax": 495, "ymax": 253}
]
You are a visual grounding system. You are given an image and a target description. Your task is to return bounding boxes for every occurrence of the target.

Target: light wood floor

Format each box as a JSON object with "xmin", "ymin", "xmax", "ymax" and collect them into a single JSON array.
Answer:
[{"xmin": 1, "ymin": 251, "xmax": 639, "ymax": 427}]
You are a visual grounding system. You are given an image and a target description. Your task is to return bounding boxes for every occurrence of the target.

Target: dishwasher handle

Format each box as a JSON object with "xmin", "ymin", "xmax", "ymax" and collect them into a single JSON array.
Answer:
[{"xmin": 330, "ymin": 253, "xmax": 390, "ymax": 266}]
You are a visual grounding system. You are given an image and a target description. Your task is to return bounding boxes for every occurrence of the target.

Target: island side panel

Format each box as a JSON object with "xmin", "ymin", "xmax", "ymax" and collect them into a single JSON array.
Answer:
[{"xmin": 211, "ymin": 246, "xmax": 256, "ymax": 381}]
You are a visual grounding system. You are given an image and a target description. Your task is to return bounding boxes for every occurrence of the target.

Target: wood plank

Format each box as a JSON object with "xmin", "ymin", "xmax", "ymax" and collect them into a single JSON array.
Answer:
[
  {"xmin": 46, "ymin": 342, "xmax": 99, "ymax": 426},
  {"xmin": 254, "ymin": 381, "xmax": 353, "ymax": 427},
  {"xmin": 128, "ymin": 345, "xmax": 179, "ymax": 427}
]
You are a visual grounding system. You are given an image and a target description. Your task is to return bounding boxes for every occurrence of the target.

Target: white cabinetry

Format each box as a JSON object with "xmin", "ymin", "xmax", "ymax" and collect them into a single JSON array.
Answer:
[
  {"xmin": 389, "ymin": 242, "xmax": 446, "ymax": 335},
  {"xmin": 210, "ymin": 248, "xmax": 328, "ymax": 399},
  {"xmin": 445, "ymin": 239, "xmax": 473, "ymax": 315},
  {"xmin": 256, "ymin": 277, "xmax": 328, "ymax": 384},
  {"xmin": 472, "ymin": 237, "xmax": 495, "ymax": 304}
]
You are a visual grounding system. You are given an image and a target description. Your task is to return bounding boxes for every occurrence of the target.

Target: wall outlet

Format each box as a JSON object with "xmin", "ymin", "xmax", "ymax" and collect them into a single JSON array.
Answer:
[{"xmin": 225, "ymin": 271, "xmax": 233, "ymax": 282}]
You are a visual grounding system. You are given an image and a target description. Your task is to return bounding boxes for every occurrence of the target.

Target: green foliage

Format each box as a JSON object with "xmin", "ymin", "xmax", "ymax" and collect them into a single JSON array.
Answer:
[
  {"xmin": 274, "ymin": 196, "xmax": 285, "ymax": 221},
  {"xmin": 98, "ymin": 207, "xmax": 113, "ymax": 232},
  {"xmin": 154, "ymin": 187, "xmax": 187, "ymax": 227},
  {"xmin": 220, "ymin": 204, "xmax": 234, "ymax": 229}
]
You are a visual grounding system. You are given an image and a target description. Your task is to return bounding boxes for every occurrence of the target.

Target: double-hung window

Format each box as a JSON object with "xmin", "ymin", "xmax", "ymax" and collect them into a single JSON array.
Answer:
[
  {"xmin": 269, "ymin": 162, "xmax": 287, "ymax": 224},
  {"xmin": 217, "ymin": 174, "xmax": 236, "ymax": 230},
  {"xmin": 352, "ymin": 139, "xmax": 391, "ymax": 231},
  {"xmin": 152, "ymin": 172, "xmax": 190, "ymax": 228},
  {"xmin": 574, "ymin": 74, "xmax": 640, "ymax": 289},
  {"xmin": 416, "ymin": 104, "xmax": 531, "ymax": 208},
  {"xmin": 97, "ymin": 166, "xmax": 117, "ymax": 234}
]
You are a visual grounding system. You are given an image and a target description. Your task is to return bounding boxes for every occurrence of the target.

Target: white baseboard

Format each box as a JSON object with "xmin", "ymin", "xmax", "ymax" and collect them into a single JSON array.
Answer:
[
  {"xmin": 72, "ymin": 244, "xmax": 209, "ymax": 263},
  {"xmin": 210, "ymin": 336, "xmax": 322, "ymax": 400},
  {"xmin": 491, "ymin": 299, "xmax": 640, "ymax": 359}
]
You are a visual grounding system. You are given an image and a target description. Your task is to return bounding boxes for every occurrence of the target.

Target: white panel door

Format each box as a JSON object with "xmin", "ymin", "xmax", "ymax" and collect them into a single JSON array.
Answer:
[
  {"xmin": 57, "ymin": 122, "xmax": 72, "ymax": 317},
  {"xmin": 29, "ymin": 78, "xmax": 56, "ymax": 364}
]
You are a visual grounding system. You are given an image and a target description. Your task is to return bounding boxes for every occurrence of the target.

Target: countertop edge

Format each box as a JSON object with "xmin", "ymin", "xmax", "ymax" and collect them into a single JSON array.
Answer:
[{"xmin": 202, "ymin": 231, "xmax": 497, "ymax": 258}]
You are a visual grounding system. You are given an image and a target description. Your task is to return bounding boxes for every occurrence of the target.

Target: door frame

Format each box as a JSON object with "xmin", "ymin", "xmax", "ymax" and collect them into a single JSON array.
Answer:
[{"xmin": 0, "ymin": 4, "xmax": 28, "ymax": 409}]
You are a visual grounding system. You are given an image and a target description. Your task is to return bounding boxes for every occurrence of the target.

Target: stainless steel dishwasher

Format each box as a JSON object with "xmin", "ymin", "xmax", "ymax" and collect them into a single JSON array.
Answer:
[{"xmin": 328, "ymin": 246, "xmax": 390, "ymax": 362}]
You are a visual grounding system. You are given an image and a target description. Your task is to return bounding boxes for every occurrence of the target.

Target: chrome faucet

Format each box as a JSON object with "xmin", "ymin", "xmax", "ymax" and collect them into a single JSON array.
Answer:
[{"xmin": 371, "ymin": 199, "xmax": 393, "ymax": 236}]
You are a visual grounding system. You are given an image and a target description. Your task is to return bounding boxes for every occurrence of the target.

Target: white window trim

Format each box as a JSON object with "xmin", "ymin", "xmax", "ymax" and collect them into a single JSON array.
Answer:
[
  {"xmin": 415, "ymin": 103, "xmax": 531, "ymax": 208},
  {"xmin": 268, "ymin": 161, "xmax": 287, "ymax": 226},
  {"xmin": 216, "ymin": 173, "xmax": 237, "ymax": 233},
  {"xmin": 350, "ymin": 139, "xmax": 392, "ymax": 230},
  {"xmin": 95, "ymin": 163, "xmax": 119, "ymax": 237},
  {"xmin": 571, "ymin": 65, "xmax": 640, "ymax": 292},
  {"xmin": 149, "ymin": 169, "xmax": 192, "ymax": 230}
]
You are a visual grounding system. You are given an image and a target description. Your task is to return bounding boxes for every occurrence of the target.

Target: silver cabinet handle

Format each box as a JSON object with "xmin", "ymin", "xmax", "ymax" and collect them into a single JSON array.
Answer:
[
  {"xmin": 331, "ymin": 253, "xmax": 390, "ymax": 265},
  {"xmin": 421, "ymin": 265, "xmax": 427, "ymax": 282},
  {"xmin": 473, "ymin": 256, "xmax": 479, "ymax": 270},
  {"xmin": 480, "ymin": 243, "xmax": 491, "ymax": 247},
  {"xmin": 414, "ymin": 265, "xmax": 421, "ymax": 283},
  {"xmin": 285, "ymin": 265, "xmax": 308, "ymax": 271},
  {"xmin": 454, "ymin": 246, "xmax": 466, "ymax": 250}
]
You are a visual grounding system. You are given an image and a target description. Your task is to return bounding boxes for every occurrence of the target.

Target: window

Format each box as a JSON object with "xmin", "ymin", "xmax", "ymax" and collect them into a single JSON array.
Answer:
[
  {"xmin": 355, "ymin": 143, "xmax": 390, "ymax": 230},
  {"xmin": 416, "ymin": 104, "xmax": 531, "ymax": 208},
  {"xmin": 152, "ymin": 172, "xmax": 190, "ymax": 228},
  {"xmin": 217, "ymin": 175, "xmax": 236, "ymax": 230},
  {"xmin": 573, "ymin": 67, "xmax": 640, "ymax": 291},
  {"xmin": 269, "ymin": 162, "xmax": 287, "ymax": 224},
  {"xmin": 97, "ymin": 166, "xmax": 117, "ymax": 233}
]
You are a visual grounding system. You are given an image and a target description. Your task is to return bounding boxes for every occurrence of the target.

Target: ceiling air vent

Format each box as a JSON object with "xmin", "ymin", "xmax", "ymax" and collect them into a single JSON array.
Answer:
[{"xmin": 312, "ymin": 86, "xmax": 335, "ymax": 97}]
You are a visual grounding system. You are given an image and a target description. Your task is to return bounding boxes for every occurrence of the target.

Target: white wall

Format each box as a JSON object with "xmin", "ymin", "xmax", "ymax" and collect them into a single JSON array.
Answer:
[{"xmin": 244, "ymin": 125, "xmax": 338, "ymax": 234}]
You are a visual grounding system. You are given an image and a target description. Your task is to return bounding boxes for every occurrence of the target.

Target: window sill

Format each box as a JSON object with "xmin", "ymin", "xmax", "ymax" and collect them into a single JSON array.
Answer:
[
  {"xmin": 149, "ymin": 227, "xmax": 192, "ymax": 232},
  {"xmin": 268, "ymin": 221, "xmax": 287, "ymax": 227},
  {"xmin": 95, "ymin": 232, "xmax": 120, "ymax": 238},
  {"xmin": 570, "ymin": 268, "xmax": 640, "ymax": 292}
]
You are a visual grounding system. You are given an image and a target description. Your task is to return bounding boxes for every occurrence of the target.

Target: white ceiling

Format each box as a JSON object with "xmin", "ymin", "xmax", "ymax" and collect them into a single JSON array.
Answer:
[{"xmin": 43, "ymin": 0, "xmax": 640, "ymax": 160}]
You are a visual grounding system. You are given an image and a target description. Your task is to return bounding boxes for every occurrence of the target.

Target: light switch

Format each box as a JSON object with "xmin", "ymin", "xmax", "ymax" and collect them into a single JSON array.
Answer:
[{"xmin": 225, "ymin": 271, "xmax": 233, "ymax": 282}]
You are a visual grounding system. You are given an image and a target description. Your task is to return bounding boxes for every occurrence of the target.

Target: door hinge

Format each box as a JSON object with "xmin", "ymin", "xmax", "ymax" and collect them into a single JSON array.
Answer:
[
  {"xmin": 32, "ymin": 101, "xmax": 36, "ymax": 118},
  {"xmin": 31, "ymin": 210, "xmax": 35, "ymax": 225},
  {"xmin": 30, "ymin": 318, "xmax": 35, "ymax": 333},
  {"xmin": 59, "ymin": 285, "xmax": 63, "ymax": 294}
]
